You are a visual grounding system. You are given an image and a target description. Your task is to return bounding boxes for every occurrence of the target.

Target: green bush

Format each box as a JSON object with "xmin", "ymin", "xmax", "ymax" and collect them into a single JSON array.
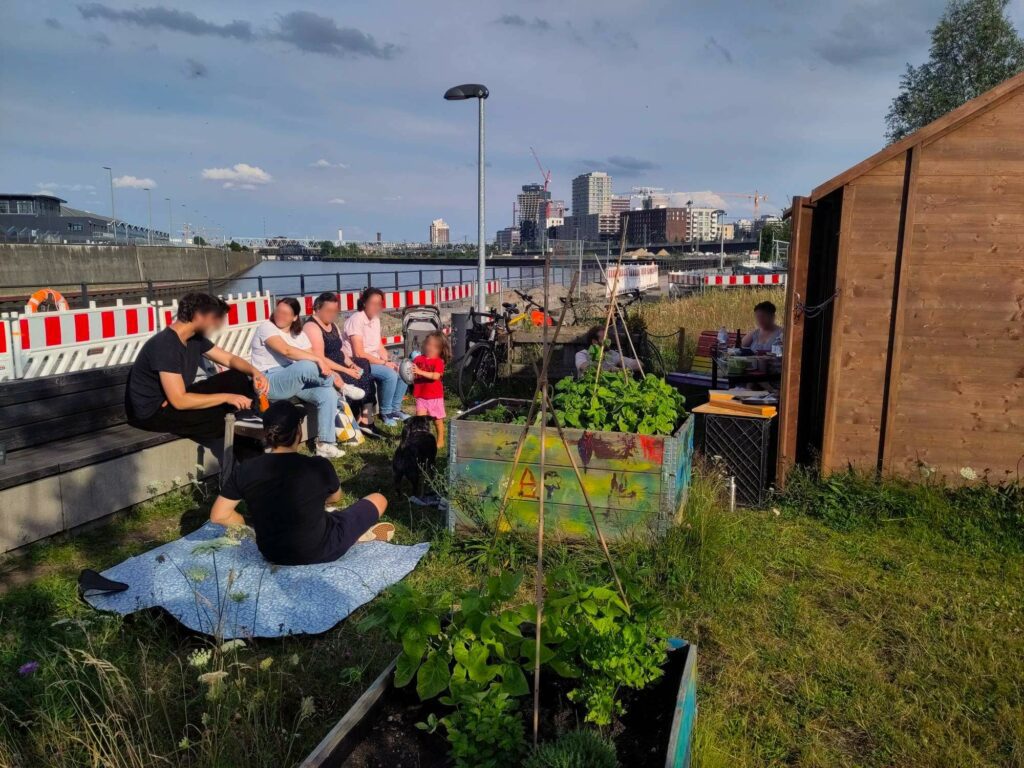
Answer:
[
  {"xmin": 525, "ymin": 730, "xmax": 618, "ymax": 768},
  {"xmin": 552, "ymin": 368, "xmax": 685, "ymax": 435}
]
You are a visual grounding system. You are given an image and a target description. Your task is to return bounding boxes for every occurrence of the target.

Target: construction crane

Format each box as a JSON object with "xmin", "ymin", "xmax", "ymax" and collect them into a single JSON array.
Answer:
[
  {"xmin": 530, "ymin": 146, "xmax": 553, "ymax": 219},
  {"xmin": 713, "ymin": 190, "xmax": 769, "ymax": 219}
]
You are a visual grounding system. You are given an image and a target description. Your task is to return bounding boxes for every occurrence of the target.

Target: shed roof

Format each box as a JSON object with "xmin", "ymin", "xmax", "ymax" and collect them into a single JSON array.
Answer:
[{"xmin": 811, "ymin": 70, "xmax": 1024, "ymax": 201}]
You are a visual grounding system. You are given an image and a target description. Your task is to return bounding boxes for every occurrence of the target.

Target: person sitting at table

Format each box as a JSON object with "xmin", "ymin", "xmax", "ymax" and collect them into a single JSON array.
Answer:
[
  {"xmin": 250, "ymin": 297, "xmax": 344, "ymax": 459},
  {"xmin": 741, "ymin": 301, "xmax": 783, "ymax": 353},
  {"xmin": 575, "ymin": 325, "xmax": 642, "ymax": 376},
  {"xmin": 126, "ymin": 292, "xmax": 268, "ymax": 460},
  {"xmin": 210, "ymin": 401, "xmax": 394, "ymax": 565},
  {"xmin": 342, "ymin": 287, "xmax": 409, "ymax": 428}
]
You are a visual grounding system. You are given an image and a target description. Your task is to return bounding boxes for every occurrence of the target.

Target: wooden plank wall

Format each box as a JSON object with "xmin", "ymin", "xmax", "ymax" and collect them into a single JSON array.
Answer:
[
  {"xmin": 882, "ymin": 91, "xmax": 1024, "ymax": 479},
  {"xmin": 821, "ymin": 154, "xmax": 908, "ymax": 472}
]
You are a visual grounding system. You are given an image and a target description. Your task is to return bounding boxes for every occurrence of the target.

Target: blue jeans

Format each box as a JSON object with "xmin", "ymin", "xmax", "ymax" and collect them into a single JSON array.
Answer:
[
  {"xmin": 264, "ymin": 361, "xmax": 338, "ymax": 444},
  {"xmin": 370, "ymin": 363, "xmax": 408, "ymax": 415}
]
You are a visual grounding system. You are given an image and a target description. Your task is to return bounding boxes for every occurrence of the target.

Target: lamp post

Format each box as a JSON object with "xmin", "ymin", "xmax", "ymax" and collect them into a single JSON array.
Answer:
[
  {"xmin": 103, "ymin": 166, "xmax": 116, "ymax": 243},
  {"xmin": 165, "ymin": 197, "xmax": 172, "ymax": 245},
  {"xmin": 143, "ymin": 187, "xmax": 153, "ymax": 246},
  {"xmin": 444, "ymin": 83, "xmax": 489, "ymax": 311},
  {"xmin": 716, "ymin": 210, "xmax": 727, "ymax": 271}
]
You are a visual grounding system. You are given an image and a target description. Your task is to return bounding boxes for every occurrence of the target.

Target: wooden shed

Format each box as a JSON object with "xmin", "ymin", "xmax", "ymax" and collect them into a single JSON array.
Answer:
[{"xmin": 778, "ymin": 72, "xmax": 1024, "ymax": 483}]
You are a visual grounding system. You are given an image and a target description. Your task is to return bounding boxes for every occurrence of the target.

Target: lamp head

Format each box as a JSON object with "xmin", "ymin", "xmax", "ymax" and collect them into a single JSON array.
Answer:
[{"xmin": 444, "ymin": 83, "xmax": 489, "ymax": 100}]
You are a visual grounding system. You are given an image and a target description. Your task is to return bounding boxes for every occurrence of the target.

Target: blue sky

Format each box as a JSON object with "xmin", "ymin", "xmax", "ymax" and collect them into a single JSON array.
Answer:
[{"xmin": 4, "ymin": 1, "xmax": 1022, "ymax": 242}]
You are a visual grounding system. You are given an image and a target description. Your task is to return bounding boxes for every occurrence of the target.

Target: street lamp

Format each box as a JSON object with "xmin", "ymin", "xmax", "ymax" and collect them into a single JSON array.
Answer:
[
  {"xmin": 165, "ymin": 197, "xmax": 172, "ymax": 245},
  {"xmin": 143, "ymin": 187, "xmax": 153, "ymax": 246},
  {"xmin": 103, "ymin": 166, "xmax": 116, "ymax": 243},
  {"xmin": 444, "ymin": 83, "xmax": 489, "ymax": 311},
  {"xmin": 715, "ymin": 210, "xmax": 727, "ymax": 271}
]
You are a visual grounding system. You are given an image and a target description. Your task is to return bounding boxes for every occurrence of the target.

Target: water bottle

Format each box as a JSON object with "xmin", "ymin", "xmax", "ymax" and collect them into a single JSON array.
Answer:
[{"xmin": 717, "ymin": 326, "xmax": 728, "ymax": 348}]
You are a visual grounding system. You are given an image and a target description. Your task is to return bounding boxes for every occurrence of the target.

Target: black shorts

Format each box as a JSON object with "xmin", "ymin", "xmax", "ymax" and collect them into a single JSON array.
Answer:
[{"xmin": 320, "ymin": 498, "xmax": 381, "ymax": 561}]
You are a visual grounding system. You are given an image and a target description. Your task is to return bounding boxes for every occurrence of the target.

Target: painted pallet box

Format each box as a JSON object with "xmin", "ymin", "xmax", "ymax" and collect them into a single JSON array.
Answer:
[{"xmin": 448, "ymin": 398, "xmax": 694, "ymax": 540}]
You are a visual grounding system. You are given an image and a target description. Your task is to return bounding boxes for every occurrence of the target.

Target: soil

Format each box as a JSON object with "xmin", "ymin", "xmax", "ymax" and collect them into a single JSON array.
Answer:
[{"xmin": 340, "ymin": 647, "xmax": 687, "ymax": 767}]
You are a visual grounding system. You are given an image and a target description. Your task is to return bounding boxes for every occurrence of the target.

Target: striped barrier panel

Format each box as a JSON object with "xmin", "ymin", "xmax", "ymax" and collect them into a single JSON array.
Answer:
[
  {"xmin": 606, "ymin": 263, "xmax": 659, "ymax": 296},
  {"xmin": 294, "ymin": 280, "xmax": 501, "ymax": 316},
  {"xmin": 702, "ymin": 273, "xmax": 786, "ymax": 287},
  {"xmin": 161, "ymin": 292, "xmax": 274, "ymax": 362},
  {"xmin": 0, "ymin": 316, "xmax": 14, "ymax": 382},
  {"xmin": 12, "ymin": 300, "xmax": 160, "ymax": 379}
]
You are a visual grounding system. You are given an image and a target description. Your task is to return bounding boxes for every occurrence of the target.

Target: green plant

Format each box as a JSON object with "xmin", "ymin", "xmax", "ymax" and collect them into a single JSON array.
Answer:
[
  {"xmin": 551, "ymin": 368, "xmax": 685, "ymax": 435},
  {"xmin": 525, "ymin": 730, "xmax": 618, "ymax": 768},
  {"xmin": 465, "ymin": 402, "xmax": 529, "ymax": 425},
  {"xmin": 421, "ymin": 688, "xmax": 526, "ymax": 768}
]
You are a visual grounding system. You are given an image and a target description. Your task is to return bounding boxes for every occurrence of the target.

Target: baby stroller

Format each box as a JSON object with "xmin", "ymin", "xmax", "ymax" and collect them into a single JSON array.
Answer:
[{"xmin": 402, "ymin": 304, "xmax": 443, "ymax": 358}]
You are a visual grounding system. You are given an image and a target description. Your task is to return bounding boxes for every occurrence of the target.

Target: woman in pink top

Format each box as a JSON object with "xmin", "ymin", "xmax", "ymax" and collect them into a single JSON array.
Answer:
[{"xmin": 342, "ymin": 287, "xmax": 409, "ymax": 427}]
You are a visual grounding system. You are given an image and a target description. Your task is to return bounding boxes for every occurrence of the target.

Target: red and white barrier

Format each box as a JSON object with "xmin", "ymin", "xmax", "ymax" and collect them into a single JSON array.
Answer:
[
  {"xmin": 669, "ymin": 271, "xmax": 787, "ymax": 289},
  {"xmin": 294, "ymin": 280, "xmax": 501, "ymax": 316},
  {"xmin": 161, "ymin": 292, "xmax": 273, "ymax": 362},
  {"xmin": 0, "ymin": 316, "xmax": 14, "ymax": 382},
  {"xmin": 606, "ymin": 263, "xmax": 658, "ymax": 296},
  {"xmin": 12, "ymin": 300, "xmax": 160, "ymax": 379}
]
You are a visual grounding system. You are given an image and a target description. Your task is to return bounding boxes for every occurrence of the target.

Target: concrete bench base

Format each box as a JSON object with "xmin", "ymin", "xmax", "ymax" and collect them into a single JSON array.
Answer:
[{"xmin": 0, "ymin": 438, "xmax": 218, "ymax": 555}]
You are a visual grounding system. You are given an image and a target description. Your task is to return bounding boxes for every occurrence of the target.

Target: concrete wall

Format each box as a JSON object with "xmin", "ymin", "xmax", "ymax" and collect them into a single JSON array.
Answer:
[{"xmin": 0, "ymin": 244, "xmax": 259, "ymax": 287}]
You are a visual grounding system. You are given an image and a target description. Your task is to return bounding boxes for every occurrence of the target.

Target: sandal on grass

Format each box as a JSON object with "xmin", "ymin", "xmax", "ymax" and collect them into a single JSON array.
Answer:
[{"xmin": 357, "ymin": 522, "xmax": 395, "ymax": 544}]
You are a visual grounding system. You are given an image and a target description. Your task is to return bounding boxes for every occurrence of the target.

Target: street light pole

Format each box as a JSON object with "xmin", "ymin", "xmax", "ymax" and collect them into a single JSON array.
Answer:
[
  {"xmin": 143, "ymin": 188, "xmax": 153, "ymax": 246},
  {"xmin": 444, "ymin": 83, "xmax": 489, "ymax": 311},
  {"xmin": 165, "ymin": 197, "xmax": 172, "ymax": 245},
  {"xmin": 103, "ymin": 166, "xmax": 116, "ymax": 243}
]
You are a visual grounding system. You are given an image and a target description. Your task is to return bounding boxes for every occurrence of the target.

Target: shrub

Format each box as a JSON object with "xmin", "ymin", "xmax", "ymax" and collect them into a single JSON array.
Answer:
[{"xmin": 525, "ymin": 730, "xmax": 618, "ymax": 768}]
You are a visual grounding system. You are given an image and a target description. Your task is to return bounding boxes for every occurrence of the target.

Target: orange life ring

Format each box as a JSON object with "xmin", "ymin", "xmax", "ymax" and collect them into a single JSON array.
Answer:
[{"xmin": 26, "ymin": 288, "xmax": 70, "ymax": 312}]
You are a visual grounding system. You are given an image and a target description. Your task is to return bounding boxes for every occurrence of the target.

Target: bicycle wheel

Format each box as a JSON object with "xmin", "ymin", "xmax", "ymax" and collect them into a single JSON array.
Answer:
[
  {"xmin": 639, "ymin": 338, "xmax": 666, "ymax": 377},
  {"xmin": 458, "ymin": 343, "xmax": 498, "ymax": 407}
]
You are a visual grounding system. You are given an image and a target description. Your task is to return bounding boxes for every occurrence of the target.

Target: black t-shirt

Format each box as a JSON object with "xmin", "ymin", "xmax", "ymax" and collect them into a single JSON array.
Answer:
[
  {"xmin": 127, "ymin": 327, "xmax": 214, "ymax": 420},
  {"xmin": 220, "ymin": 452, "xmax": 341, "ymax": 565}
]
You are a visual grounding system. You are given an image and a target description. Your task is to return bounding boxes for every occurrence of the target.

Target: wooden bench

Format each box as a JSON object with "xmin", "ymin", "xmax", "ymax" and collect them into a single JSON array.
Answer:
[{"xmin": 0, "ymin": 366, "xmax": 215, "ymax": 554}]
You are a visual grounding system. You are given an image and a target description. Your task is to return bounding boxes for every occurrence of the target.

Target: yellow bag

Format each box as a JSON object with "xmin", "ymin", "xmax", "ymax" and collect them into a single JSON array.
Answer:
[{"xmin": 336, "ymin": 401, "xmax": 364, "ymax": 445}]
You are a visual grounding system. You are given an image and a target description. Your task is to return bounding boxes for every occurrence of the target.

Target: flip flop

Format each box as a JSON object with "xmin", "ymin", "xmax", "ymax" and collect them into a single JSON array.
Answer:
[{"xmin": 357, "ymin": 522, "xmax": 395, "ymax": 544}]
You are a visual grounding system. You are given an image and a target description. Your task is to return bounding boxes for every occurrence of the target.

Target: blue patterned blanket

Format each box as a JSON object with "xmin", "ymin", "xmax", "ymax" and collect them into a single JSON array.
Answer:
[{"xmin": 84, "ymin": 523, "xmax": 429, "ymax": 638}]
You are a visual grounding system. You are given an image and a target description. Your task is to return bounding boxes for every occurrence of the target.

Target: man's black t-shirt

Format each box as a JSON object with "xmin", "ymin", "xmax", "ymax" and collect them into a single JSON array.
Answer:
[
  {"xmin": 127, "ymin": 327, "xmax": 214, "ymax": 420},
  {"xmin": 220, "ymin": 452, "xmax": 342, "ymax": 565}
]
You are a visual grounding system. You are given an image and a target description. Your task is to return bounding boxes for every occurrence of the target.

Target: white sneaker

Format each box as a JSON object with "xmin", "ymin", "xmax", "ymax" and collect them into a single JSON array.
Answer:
[
  {"xmin": 342, "ymin": 384, "xmax": 365, "ymax": 400},
  {"xmin": 315, "ymin": 442, "xmax": 345, "ymax": 459}
]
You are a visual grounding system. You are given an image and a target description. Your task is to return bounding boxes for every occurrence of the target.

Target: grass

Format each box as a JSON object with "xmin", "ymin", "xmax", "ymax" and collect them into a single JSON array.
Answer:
[{"xmin": 1, "ymin": 286, "xmax": 1021, "ymax": 766}]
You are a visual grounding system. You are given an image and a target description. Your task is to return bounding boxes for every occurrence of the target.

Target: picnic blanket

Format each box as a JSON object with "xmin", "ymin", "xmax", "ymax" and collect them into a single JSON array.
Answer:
[{"xmin": 84, "ymin": 523, "xmax": 429, "ymax": 638}]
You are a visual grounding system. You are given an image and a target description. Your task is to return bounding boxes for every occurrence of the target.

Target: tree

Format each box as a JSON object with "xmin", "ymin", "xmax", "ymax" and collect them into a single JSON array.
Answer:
[
  {"xmin": 192, "ymin": 236, "xmax": 208, "ymax": 246},
  {"xmin": 885, "ymin": 0, "xmax": 1024, "ymax": 143},
  {"xmin": 759, "ymin": 220, "xmax": 791, "ymax": 263}
]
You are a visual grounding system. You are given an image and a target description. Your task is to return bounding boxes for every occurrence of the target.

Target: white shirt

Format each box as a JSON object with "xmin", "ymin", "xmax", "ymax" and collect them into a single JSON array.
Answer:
[
  {"xmin": 250, "ymin": 319, "xmax": 312, "ymax": 372},
  {"xmin": 575, "ymin": 347, "xmax": 640, "ymax": 374}
]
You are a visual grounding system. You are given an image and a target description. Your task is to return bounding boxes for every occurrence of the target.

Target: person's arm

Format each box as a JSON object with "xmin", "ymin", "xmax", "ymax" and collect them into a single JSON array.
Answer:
[
  {"xmin": 740, "ymin": 330, "xmax": 755, "ymax": 349},
  {"xmin": 159, "ymin": 371, "xmax": 251, "ymax": 411},
  {"xmin": 210, "ymin": 495, "xmax": 246, "ymax": 527},
  {"xmin": 204, "ymin": 345, "xmax": 268, "ymax": 393},
  {"xmin": 411, "ymin": 361, "xmax": 443, "ymax": 381},
  {"xmin": 320, "ymin": 458, "xmax": 342, "ymax": 505},
  {"xmin": 303, "ymin": 324, "xmax": 348, "ymax": 374},
  {"xmin": 574, "ymin": 349, "xmax": 591, "ymax": 373},
  {"xmin": 350, "ymin": 334, "xmax": 389, "ymax": 366},
  {"xmin": 265, "ymin": 335, "xmax": 332, "ymax": 375}
]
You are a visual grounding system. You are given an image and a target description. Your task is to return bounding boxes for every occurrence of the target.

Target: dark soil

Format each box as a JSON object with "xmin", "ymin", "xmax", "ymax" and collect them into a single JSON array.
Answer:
[{"xmin": 341, "ymin": 647, "xmax": 688, "ymax": 767}]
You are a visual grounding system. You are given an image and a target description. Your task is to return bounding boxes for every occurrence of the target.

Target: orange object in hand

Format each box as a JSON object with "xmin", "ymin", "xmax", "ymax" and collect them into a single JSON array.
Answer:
[{"xmin": 258, "ymin": 393, "xmax": 270, "ymax": 412}]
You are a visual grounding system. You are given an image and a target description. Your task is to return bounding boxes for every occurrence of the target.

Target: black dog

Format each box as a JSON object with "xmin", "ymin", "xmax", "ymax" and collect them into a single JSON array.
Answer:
[{"xmin": 392, "ymin": 416, "xmax": 437, "ymax": 498}]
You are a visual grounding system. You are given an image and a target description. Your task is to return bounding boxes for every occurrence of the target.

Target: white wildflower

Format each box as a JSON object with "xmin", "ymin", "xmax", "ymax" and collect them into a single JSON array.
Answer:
[
  {"xmin": 220, "ymin": 639, "xmax": 246, "ymax": 654},
  {"xmin": 188, "ymin": 648, "xmax": 213, "ymax": 669},
  {"xmin": 959, "ymin": 466, "xmax": 977, "ymax": 481}
]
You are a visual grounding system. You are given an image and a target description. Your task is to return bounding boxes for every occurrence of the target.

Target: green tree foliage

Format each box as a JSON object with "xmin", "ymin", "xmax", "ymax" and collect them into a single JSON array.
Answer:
[
  {"xmin": 885, "ymin": 0, "xmax": 1024, "ymax": 142},
  {"xmin": 759, "ymin": 220, "xmax": 791, "ymax": 262},
  {"xmin": 192, "ymin": 236, "xmax": 208, "ymax": 246}
]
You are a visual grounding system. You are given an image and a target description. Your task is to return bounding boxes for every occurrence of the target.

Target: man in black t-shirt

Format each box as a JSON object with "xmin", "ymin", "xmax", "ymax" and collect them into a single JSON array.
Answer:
[
  {"xmin": 126, "ymin": 292, "xmax": 269, "ymax": 446},
  {"xmin": 210, "ymin": 402, "xmax": 392, "ymax": 565}
]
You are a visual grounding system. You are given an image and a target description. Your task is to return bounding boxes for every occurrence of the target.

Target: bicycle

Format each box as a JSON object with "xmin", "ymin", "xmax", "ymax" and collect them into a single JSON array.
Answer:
[
  {"xmin": 457, "ymin": 305, "xmax": 513, "ymax": 406},
  {"xmin": 505, "ymin": 289, "xmax": 554, "ymax": 329}
]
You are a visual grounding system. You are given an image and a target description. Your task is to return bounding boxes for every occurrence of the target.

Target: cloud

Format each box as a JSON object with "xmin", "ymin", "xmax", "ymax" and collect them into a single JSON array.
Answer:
[
  {"xmin": 36, "ymin": 182, "xmax": 97, "ymax": 194},
  {"xmin": 44, "ymin": 17, "xmax": 62, "ymax": 30},
  {"xmin": 310, "ymin": 158, "xmax": 348, "ymax": 169},
  {"xmin": 92, "ymin": 31, "xmax": 112, "ymax": 47},
  {"xmin": 704, "ymin": 36, "xmax": 733, "ymax": 64},
  {"xmin": 77, "ymin": 4, "xmax": 254, "ymax": 40},
  {"xmin": 495, "ymin": 15, "xmax": 636, "ymax": 49},
  {"xmin": 270, "ymin": 11, "xmax": 398, "ymax": 59},
  {"xmin": 327, "ymin": 197, "xmax": 346, "ymax": 205},
  {"xmin": 668, "ymin": 191, "xmax": 729, "ymax": 210},
  {"xmin": 185, "ymin": 58, "xmax": 208, "ymax": 78},
  {"xmin": 201, "ymin": 163, "xmax": 272, "ymax": 189},
  {"xmin": 813, "ymin": 8, "xmax": 927, "ymax": 67},
  {"xmin": 112, "ymin": 175, "xmax": 156, "ymax": 189},
  {"xmin": 495, "ymin": 14, "xmax": 552, "ymax": 32},
  {"xmin": 579, "ymin": 156, "xmax": 659, "ymax": 177}
]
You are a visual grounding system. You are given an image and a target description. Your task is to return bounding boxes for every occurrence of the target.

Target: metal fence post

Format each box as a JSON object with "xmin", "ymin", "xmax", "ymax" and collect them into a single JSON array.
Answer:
[
  {"xmin": 299, "ymin": 274, "xmax": 306, "ymax": 296},
  {"xmin": 258, "ymin": 276, "xmax": 264, "ymax": 293},
  {"xmin": 367, "ymin": 271, "xmax": 372, "ymax": 288},
  {"xmin": 80, "ymin": 282, "xmax": 89, "ymax": 308},
  {"xmin": 394, "ymin": 270, "xmax": 399, "ymax": 290},
  {"xmin": 146, "ymin": 280, "xmax": 154, "ymax": 302},
  {"xmin": 335, "ymin": 273, "xmax": 341, "ymax": 293},
  {"xmin": 208, "ymin": 277, "xmax": 214, "ymax": 294}
]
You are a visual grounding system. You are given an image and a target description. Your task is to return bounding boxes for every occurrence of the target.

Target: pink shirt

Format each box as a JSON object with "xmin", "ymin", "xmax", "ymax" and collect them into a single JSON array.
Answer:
[{"xmin": 341, "ymin": 311, "xmax": 381, "ymax": 359}]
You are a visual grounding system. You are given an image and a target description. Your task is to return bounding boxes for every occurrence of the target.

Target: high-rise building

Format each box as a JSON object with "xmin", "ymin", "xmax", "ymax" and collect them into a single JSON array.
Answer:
[
  {"xmin": 611, "ymin": 195, "xmax": 631, "ymax": 216},
  {"xmin": 429, "ymin": 218, "xmax": 450, "ymax": 246},
  {"xmin": 687, "ymin": 207, "xmax": 723, "ymax": 242},
  {"xmin": 516, "ymin": 183, "xmax": 552, "ymax": 246},
  {"xmin": 495, "ymin": 226, "xmax": 521, "ymax": 250},
  {"xmin": 337, "ymin": 228, "xmax": 344, "ymax": 244},
  {"xmin": 572, "ymin": 172, "xmax": 612, "ymax": 218},
  {"xmin": 622, "ymin": 207, "xmax": 724, "ymax": 245}
]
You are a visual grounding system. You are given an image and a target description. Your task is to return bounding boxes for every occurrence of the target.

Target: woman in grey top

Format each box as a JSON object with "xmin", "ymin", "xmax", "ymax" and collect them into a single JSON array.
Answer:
[{"xmin": 741, "ymin": 301, "xmax": 783, "ymax": 353}]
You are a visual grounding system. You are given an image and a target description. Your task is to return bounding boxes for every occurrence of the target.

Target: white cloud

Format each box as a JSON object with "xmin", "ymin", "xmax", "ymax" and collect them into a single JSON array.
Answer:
[
  {"xmin": 328, "ymin": 197, "xmax": 346, "ymax": 205},
  {"xmin": 311, "ymin": 158, "xmax": 348, "ymax": 169},
  {"xmin": 201, "ymin": 163, "xmax": 272, "ymax": 186},
  {"xmin": 667, "ymin": 191, "xmax": 729, "ymax": 210},
  {"xmin": 112, "ymin": 175, "xmax": 156, "ymax": 189},
  {"xmin": 36, "ymin": 182, "xmax": 97, "ymax": 193}
]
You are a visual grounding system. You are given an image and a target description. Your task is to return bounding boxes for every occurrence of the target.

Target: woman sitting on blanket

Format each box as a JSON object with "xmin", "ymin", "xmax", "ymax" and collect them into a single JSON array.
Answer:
[{"xmin": 210, "ymin": 401, "xmax": 394, "ymax": 565}]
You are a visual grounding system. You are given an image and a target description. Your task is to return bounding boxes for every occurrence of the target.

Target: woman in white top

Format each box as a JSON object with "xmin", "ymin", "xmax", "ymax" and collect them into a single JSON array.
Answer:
[
  {"xmin": 741, "ymin": 301, "xmax": 783, "ymax": 354},
  {"xmin": 342, "ymin": 287, "xmax": 408, "ymax": 427},
  {"xmin": 250, "ymin": 297, "xmax": 343, "ymax": 459},
  {"xmin": 574, "ymin": 325, "xmax": 641, "ymax": 376}
]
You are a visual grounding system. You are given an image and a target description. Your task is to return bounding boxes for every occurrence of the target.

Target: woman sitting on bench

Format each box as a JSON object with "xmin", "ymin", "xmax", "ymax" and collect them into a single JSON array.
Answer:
[{"xmin": 210, "ymin": 402, "xmax": 394, "ymax": 566}]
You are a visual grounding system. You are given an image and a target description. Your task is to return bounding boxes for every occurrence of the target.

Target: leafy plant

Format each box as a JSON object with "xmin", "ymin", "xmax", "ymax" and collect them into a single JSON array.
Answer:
[
  {"xmin": 552, "ymin": 368, "xmax": 685, "ymax": 435},
  {"xmin": 466, "ymin": 402, "xmax": 529, "ymax": 425},
  {"xmin": 524, "ymin": 730, "xmax": 618, "ymax": 768},
  {"xmin": 420, "ymin": 688, "xmax": 526, "ymax": 768}
]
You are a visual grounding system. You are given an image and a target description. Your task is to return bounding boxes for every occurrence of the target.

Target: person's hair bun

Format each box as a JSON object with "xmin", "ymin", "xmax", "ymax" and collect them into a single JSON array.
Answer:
[{"xmin": 262, "ymin": 401, "xmax": 303, "ymax": 448}]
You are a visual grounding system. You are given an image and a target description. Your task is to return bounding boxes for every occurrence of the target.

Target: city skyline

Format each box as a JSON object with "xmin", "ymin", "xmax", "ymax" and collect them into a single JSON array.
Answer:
[{"xmin": 6, "ymin": 1, "xmax": 1020, "ymax": 243}]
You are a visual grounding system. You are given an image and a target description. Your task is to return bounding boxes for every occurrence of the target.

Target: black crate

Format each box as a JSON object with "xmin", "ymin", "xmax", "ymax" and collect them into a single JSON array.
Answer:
[{"xmin": 701, "ymin": 413, "xmax": 776, "ymax": 506}]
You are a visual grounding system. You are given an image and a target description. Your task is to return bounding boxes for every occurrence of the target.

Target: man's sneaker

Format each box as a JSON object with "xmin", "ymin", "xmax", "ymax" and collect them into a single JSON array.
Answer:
[
  {"xmin": 342, "ymin": 384, "xmax": 365, "ymax": 400},
  {"xmin": 389, "ymin": 411, "xmax": 412, "ymax": 421},
  {"xmin": 359, "ymin": 423, "xmax": 384, "ymax": 438},
  {"xmin": 315, "ymin": 442, "xmax": 345, "ymax": 459}
]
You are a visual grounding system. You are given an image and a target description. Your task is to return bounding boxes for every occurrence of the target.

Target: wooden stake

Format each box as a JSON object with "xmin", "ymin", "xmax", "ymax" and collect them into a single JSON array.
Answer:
[{"xmin": 591, "ymin": 220, "xmax": 629, "ymax": 407}]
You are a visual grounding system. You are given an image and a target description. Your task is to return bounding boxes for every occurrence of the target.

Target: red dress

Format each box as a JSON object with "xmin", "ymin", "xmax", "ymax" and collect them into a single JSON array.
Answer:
[{"xmin": 413, "ymin": 356, "xmax": 445, "ymax": 399}]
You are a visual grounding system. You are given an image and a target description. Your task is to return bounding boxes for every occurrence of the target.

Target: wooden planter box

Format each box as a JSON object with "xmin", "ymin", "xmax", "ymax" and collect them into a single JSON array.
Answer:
[
  {"xmin": 448, "ymin": 398, "xmax": 695, "ymax": 540},
  {"xmin": 300, "ymin": 641, "xmax": 698, "ymax": 768}
]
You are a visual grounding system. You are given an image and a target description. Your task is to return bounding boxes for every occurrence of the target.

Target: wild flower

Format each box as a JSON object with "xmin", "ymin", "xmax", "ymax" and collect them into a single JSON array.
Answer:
[
  {"xmin": 198, "ymin": 670, "xmax": 229, "ymax": 700},
  {"xmin": 18, "ymin": 661, "xmax": 40, "ymax": 677},
  {"xmin": 259, "ymin": 657, "xmax": 274, "ymax": 671},
  {"xmin": 959, "ymin": 466, "xmax": 978, "ymax": 481},
  {"xmin": 229, "ymin": 591, "xmax": 250, "ymax": 603},
  {"xmin": 178, "ymin": 737, "xmax": 191, "ymax": 750},
  {"xmin": 299, "ymin": 696, "xmax": 316, "ymax": 719},
  {"xmin": 288, "ymin": 653, "xmax": 300, "ymax": 667},
  {"xmin": 184, "ymin": 567, "xmax": 209, "ymax": 582},
  {"xmin": 188, "ymin": 648, "xmax": 213, "ymax": 669},
  {"xmin": 220, "ymin": 639, "xmax": 246, "ymax": 653},
  {"xmin": 190, "ymin": 536, "xmax": 241, "ymax": 555}
]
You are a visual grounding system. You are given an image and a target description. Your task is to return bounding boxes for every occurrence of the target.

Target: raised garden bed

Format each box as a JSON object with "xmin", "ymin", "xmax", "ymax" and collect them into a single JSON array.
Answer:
[
  {"xmin": 448, "ymin": 398, "xmax": 694, "ymax": 539},
  {"xmin": 300, "ymin": 640, "xmax": 697, "ymax": 767}
]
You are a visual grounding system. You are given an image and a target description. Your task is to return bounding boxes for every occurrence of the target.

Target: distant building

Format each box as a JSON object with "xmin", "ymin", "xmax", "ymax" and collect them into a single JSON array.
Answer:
[
  {"xmin": 622, "ymin": 208, "xmax": 688, "ymax": 245},
  {"xmin": 557, "ymin": 213, "xmax": 620, "ymax": 242},
  {"xmin": 495, "ymin": 226, "xmax": 521, "ymax": 250},
  {"xmin": 516, "ymin": 183, "xmax": 552, "ymax": 246},
  {"xmin": 687, "ymin": 207, "xmax": 724, "ymax": 242},
  {"xmin": 572, "ymin": 172, "xmax": 612, "ymax": 217},
  {"xmin": 337, "ymin": 228, "xmax": 344, "ymax": 244},
  {"xmin": 429, "ymin": 218, "xmax": 450, "ymax": 246},
  {"xmin": 0, "ymin": 193, "xmax": 169, "ymax": 244},
  {"xmin": 611, "ymin": 195, "xmax": 631, "ymax": 216},
  {"xmin": 734, "ymin": 218, "xmax": 755, "ymax": 239},
  {"xmin": 718, "ymin": 222, "xmax": 735, "ymax": 241}
]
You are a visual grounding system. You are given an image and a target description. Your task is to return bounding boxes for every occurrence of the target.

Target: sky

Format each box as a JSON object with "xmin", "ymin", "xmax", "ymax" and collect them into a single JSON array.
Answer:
[{"xmin": 3, "ymin": 0, "xmax": 1023, "ymax": 243}]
